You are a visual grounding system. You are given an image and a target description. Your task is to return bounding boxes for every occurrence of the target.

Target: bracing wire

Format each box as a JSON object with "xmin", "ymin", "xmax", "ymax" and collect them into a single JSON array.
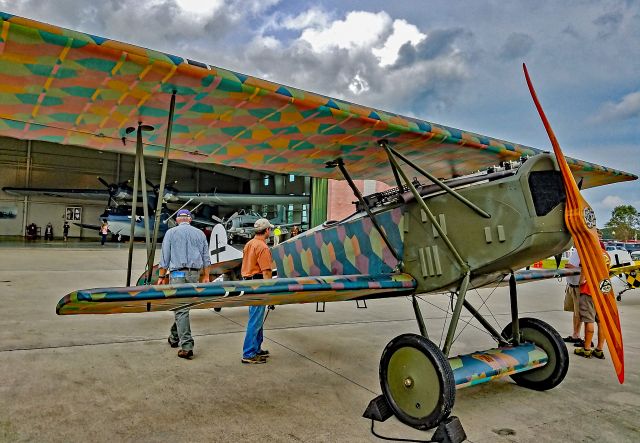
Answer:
[
  {"xmin": 452, "ymin": 284, "xmax": 502, "ymax": 345},
  {"xmin": 415, "ymin": 295, "xmax": 494, "ymax": 339},
  {"xmin": 438, "ymin": 293, "xmax": 452, "ymax": 348}
]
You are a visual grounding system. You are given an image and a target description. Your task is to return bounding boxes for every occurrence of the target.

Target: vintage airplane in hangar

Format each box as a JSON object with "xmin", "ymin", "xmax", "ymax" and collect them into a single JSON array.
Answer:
[
  {"xmin": 4, "ymin": 177, "xmax": 175, "ymax": 239},
  {"xmin": 0, "ymin": 13, "xmax": 636, "ymax": 432},
  {"xmin": 4, "ymin": 176, "xmax": 308, "ymax": 240}
]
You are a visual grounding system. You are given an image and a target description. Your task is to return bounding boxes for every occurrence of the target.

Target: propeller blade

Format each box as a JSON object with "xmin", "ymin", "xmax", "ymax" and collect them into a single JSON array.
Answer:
[
  {"xmin": 97, "ymin": 176, "xmax": 110, "ymax": 188},
  {"xmin": 211, "ymin": 214, "xmax": 223, "ymax": 223},
  {"xmin": 523, "ymin": 63, "xmax": 624, "ymax": 383}
]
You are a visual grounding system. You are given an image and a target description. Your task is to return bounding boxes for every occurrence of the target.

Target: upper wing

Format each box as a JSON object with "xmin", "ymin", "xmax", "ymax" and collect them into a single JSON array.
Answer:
[
  {"xmin": 3, "ymin": 186, "xmax": 110, "ymax": 201},
  {"xmin": 0, "ymin": 13, "xmax": 635, "ymax": 188},
  {"xmin": 57, "ymin": 274, "xmax": 416, "ymax": 315}
]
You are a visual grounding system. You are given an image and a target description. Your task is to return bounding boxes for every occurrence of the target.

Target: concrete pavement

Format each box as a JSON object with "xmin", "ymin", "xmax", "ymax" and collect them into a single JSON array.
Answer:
[{"xmin": 0, "ymin": 244, "xmax": 639, "ymax": 442}]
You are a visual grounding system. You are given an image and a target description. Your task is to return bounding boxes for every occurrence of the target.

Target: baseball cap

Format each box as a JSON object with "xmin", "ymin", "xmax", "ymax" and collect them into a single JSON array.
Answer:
[
  {"xmin": 254, "ymin": 218, "xmax": 274, "ymax": 230},
  {"xmin": 176, "ymin": 209, "xmax": 192, "ymax": 218}
]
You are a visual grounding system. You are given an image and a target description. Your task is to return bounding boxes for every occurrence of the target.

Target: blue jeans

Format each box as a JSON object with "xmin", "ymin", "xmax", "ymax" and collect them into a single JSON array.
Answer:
[
  {"xmin": 242, "ymin": 305, "xmax": 265, "ymax": 358},
  {"xmin": 168, "ymin": 270, "xmax": 200, "ymax": 351}
]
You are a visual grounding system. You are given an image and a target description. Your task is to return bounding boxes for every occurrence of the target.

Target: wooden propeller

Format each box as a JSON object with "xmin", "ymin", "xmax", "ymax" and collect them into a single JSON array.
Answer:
[{"xmin": 523, "ymin": 63, "xmax": 624, "ymax": 383}]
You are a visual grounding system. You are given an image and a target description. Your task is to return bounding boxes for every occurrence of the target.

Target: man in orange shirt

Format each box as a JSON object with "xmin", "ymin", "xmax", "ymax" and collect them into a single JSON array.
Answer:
[{"xmin": 240, "ymin": 218, "xmax": 274, "ymax": 364}]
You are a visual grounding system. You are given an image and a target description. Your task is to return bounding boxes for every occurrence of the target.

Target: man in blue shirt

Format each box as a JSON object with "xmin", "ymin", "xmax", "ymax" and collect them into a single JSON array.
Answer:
[{"xmin": 158, "ymin": 209, "xmax": 211, "ymax": 359}]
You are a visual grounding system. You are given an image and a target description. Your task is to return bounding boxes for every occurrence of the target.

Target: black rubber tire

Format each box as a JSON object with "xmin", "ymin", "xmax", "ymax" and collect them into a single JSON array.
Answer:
[
  {"xmin": 379, "ymin": 334, "xmax": 455, "ymax": 430},
  {"xmin": 501, "ymin": 317, "xmax": 569, "ymax": 391}
]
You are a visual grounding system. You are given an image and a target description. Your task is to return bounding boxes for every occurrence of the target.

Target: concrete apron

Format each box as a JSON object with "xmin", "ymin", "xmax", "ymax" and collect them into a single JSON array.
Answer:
[{"xmin": 0, "ymin": 246, "xmax": 639, "ymax": 442}]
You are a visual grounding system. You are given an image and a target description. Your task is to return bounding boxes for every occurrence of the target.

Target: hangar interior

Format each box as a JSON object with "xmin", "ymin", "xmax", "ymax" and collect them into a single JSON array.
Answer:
[{"xmin": 0, "ymin": 136, "xmax": 312, "ymax": 239}]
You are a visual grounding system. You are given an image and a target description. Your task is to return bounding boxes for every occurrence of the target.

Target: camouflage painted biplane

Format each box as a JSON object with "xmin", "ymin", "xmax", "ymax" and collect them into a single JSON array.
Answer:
[{"xmin": 0, "ymin": 12, "xmax": 636, "ymax": 431}]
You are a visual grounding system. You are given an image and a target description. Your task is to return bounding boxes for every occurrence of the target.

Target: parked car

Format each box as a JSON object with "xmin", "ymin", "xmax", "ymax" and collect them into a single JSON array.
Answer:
[{"xmin": 624, "ymin": 242, "xmax": 640, "ymax": 254}]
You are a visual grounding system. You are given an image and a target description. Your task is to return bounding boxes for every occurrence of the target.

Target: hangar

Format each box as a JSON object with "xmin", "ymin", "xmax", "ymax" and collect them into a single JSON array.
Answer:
[{"xmin": 0, "ymin": 136, "xmax": 319, "ymax": 239}]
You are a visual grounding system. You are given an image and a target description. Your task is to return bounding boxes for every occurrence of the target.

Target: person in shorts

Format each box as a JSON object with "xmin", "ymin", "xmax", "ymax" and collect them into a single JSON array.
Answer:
[{"xmin": 563, "ymin": 248, "xmax": 582, "ymax": 344}]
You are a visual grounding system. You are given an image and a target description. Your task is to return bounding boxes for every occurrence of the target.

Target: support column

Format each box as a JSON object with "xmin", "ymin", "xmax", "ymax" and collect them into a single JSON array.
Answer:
[
  {"xmin": 21, "ymin": 140, "xmax": 32, "ymax": 236},
  {"xmin": 310, "ymin": 177, "xmax": 328, "ymax": 228}
]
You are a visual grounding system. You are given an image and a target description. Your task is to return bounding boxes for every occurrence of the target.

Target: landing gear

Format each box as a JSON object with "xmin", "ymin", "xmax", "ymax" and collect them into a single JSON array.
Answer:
[
  {"xmin": 379, "ymin": 333, "xmax": 455, "ymax": 430},
  {"xmin": 501, "ymin": 317, "xmax": 569, "ymax": 391}
]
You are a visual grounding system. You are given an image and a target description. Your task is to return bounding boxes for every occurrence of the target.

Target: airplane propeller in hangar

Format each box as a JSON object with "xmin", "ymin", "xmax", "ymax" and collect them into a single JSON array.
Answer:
[{"xmin": 97, "ymin": 177, "xmax": 133, "ymax": 206}]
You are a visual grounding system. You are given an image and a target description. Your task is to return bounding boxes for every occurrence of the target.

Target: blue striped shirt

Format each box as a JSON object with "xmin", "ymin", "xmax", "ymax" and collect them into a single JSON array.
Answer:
[{"xmin": 159, "ymin": 223, "xmax": 211, "ymax": 271}]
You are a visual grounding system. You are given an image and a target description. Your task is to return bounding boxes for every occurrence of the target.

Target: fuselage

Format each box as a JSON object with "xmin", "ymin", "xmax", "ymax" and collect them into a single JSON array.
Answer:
[
  {"xmin": 271, "ymin": 153, "xmax": 572, "ymax": 293},
  {"xmin": 101, "ymin": 208, "xmax": 172, "ymax": 239}
]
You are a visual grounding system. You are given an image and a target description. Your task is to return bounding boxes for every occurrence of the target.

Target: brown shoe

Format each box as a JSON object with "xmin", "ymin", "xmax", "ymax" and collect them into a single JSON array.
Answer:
[
  {"xmin": 241, "ymin": 355, "xmax": 266, "ymax": 364},
  {"xmin": 178, "ymin": 349, "xmax": 193, "ymax": 359}
]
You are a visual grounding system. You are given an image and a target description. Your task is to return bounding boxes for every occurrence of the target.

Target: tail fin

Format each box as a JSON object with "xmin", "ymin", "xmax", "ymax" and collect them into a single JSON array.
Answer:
[{"xmin": 209, "ymin": 223, "xmax": 243, "ymax": 265}]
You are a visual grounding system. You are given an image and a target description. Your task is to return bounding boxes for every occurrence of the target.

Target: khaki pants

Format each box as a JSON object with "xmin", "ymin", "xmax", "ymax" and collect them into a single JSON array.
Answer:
[{"xmin": 168, "ymin": 269, "xmax": 200, "ymax": 351}]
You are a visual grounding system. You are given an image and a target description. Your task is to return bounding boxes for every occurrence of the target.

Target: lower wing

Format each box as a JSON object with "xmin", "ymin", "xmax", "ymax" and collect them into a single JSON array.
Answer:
[
  {"xmin": 512, "ymin": 263, "xmax": 640, "ymax": 284},
  {"xmin": 57, "ymin": 274, "xmax": 417, "ymax": 315},
  {"xmin": 73, "ymin": 223, "xmax": 101, "ymax": 231}
]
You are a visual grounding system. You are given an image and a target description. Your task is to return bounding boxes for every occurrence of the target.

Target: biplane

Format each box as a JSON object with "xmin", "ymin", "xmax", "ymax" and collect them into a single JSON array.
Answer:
[
  {"xmin": 0, "ymin": 13, "xmax": 636, "ymax": 431},
  {"xmin": 3, "ymin": 176, "xmax": 308, "ymax": 240}
]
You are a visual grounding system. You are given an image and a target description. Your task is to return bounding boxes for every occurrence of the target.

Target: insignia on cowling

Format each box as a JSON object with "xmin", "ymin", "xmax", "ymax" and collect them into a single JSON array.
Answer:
[
  {"xmin": 583, "ymin": 207, "xmax": 597, "ymax": 229},
  {"xmin": 599, "ymin": 278, "xmax": 613, "ymax": 294}
]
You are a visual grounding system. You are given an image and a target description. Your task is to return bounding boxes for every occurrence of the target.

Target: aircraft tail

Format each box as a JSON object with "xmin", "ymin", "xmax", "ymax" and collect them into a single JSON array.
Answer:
[{"xmin": 209, "ymin": 223, "xmax": 243, "ymax": 265}]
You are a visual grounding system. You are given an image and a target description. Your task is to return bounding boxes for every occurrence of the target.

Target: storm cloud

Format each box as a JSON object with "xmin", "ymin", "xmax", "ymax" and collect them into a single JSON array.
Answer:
[{"xmin": 0, "ymin": 0, "xmax": 638, "ymax": 223}]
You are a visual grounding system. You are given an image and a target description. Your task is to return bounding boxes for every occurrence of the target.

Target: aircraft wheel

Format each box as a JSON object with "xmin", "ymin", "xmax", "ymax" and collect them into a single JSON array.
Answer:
[
  {"xmin": 379, "ymin": 334, "xmax": 455, "ymax": 430},
  {"xmin": 616, "ymin": 294, "xmax": 622, "ymax": 302},
  {"xmin": 213, "ymin": 308, "xmax": 222, "ymax": 312},
  {"xmin": 501, "ymin": 318, "xmax": 568, "ymax": 391}
]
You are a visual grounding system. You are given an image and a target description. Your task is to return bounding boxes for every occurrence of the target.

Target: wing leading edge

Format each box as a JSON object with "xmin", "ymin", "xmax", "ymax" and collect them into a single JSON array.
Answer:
[
  {"xmin": 0, "ymin": 13, "xmax": 635, "ymax": 188},
  {"xmin": 56, "ymin": 274, "xmax": 417, "ymax": 315}
]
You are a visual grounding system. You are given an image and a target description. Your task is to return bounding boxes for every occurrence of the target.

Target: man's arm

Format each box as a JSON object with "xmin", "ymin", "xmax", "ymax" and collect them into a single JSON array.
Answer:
[
  {"xmin": 200, "ymin": 265, "xmax": 211, "ymax": 283},
  {"xmin": 158, "ymin": 231, "xmax": 171, "ymax": 284}
]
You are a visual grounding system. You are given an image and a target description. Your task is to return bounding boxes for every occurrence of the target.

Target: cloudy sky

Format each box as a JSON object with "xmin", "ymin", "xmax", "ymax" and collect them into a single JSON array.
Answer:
[{"xmin": 1, "ymin": 0, "xmax": 638, "ymax": 225}]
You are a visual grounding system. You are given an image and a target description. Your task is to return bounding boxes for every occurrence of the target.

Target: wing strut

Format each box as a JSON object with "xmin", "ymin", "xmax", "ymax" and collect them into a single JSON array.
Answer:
[
  {"xmin": 145, "ymin": 91, "xmax": 177, "ymax": 285},
  {"xmin": 326, "ymin": 158, "xmax": 401, "ymax": 264},
  {"xmin": 381, "ymin": 142, "xmax": 468, "ymax": 271},
  {"xmin": 125, "ymin": 122, "xmax": 154, "ymax": 286},
  {"xmin": 379, "ymin": 140, "xmax": 491, "ymax": 219}
]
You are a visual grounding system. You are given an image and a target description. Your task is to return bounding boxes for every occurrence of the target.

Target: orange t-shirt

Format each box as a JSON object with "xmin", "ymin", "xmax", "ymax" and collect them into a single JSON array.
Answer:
[{"xmin": 241, "ymin": 237, "xmax": 273, "ymax": 278}]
